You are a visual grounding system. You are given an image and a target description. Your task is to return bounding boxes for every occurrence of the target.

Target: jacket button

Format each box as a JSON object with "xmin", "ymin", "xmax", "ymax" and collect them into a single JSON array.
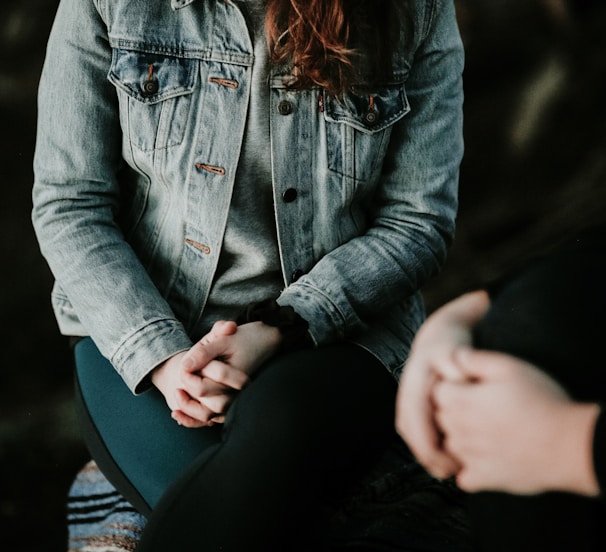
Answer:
[
  {"xmin": 142, "ymin": 79, "xmax": 159, "ymax": 97},
  {"xmin": 282, "ymin": 188, "xmax": 298, "ymax": 202},
  {"xmin": 291, "ymin": 269, "xmax": 304, "ymax": 283},
  {"xmin": 365, "ymin": 109, "xmax": 379, "ymax": 125},
  {"xmin": 278, "ymin": 100, "xmax": 293, "ymax": 115}
]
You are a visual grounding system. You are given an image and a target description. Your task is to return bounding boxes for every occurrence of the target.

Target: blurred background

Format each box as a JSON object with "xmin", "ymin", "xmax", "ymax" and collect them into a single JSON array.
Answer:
[{"xmin": 1, "ymin": 0, "xmax": 605, "ymax": 550}]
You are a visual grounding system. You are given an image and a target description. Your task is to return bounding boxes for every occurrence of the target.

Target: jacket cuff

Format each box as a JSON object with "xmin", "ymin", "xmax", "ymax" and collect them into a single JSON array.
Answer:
[
  {"xmin": 237, "ymin": 298, "xmax": 313, "ymax": 352},
  {"xmin": 277, "ymin": 283, "xmax": 349, "ymax": 347},
  {"xmin": 110, "ymin": 318, "xmax": 193, "ymax": 394}
]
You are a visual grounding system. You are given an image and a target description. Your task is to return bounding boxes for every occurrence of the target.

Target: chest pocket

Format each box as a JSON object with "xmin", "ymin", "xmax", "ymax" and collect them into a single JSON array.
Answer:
[
  {"xmin": 322, "ymin": 84, "xmax": 410, "ymax": 182},
  {"xmin": 108, "ymin": 48, "xmax": 197, "ymax": 152}
]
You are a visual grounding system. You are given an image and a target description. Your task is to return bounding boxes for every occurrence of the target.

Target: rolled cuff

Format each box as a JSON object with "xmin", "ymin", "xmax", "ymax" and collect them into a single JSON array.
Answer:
[{"xmin": 109, "ymin": 318, "xmax": 193, "ymax": 394}]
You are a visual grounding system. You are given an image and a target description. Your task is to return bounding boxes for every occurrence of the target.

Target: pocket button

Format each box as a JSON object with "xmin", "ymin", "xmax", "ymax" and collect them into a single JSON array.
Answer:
[
  {"xmin": 142, "ymin": 79, "xmax": 159, "ymax": 97},
  {"xmin": 365, "ymin": 109, "xmax": 379, "ymax": 125}
]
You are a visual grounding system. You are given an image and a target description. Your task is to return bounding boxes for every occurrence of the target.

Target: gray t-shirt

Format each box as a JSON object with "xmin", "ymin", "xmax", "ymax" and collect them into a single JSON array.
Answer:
[{"xmin": 203, "ymin": 1, "xmax": 283, "ymax": 326}]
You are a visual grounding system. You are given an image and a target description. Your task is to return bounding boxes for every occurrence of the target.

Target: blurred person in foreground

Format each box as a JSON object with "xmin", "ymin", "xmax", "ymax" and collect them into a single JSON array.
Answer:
[{"xmin": 397, "ymin": 225, "xmax": 606, "ymax": 551}]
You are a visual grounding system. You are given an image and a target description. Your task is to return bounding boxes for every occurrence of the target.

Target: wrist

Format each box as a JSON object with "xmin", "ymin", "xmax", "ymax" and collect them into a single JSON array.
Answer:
[
  {"xmin": 150, "ymin": 351, "xmax": 185, "ymax": 389},
  {"xmin": 553, "ymin": 402, "xmax": 601, "ymax": 497},
  {"xmin": 237, "ymin": 298, "xmax": 312, "ymax": 352},
  {"xmin": 251, "ymin": 320, "xmax": 283, "ymax": 351}
]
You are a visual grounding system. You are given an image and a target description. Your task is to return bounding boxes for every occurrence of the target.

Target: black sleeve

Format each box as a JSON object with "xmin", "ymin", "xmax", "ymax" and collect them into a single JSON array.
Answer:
[
  {"xmin": 473, "ymin": 224, "xmax": 606, "ymax": 403},
  {"xmin": 593, "ymin": 406, "xmax": 606, "ymax": 496}
]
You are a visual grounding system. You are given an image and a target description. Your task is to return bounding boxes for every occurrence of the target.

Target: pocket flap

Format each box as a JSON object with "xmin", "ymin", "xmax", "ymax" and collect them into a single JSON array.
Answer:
[
  {"xmin": 108, "ymin": 48, "xmax": 197, "ymax": 104},
  {"xmin": 323, "ymin": 84, "xmax": 410, "ymax": 134}
]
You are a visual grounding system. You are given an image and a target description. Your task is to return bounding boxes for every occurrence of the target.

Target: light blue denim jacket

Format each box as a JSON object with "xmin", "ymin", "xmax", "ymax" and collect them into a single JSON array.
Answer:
[{"xmin": 32, "ymin": 0, "xmax": 464, "ymax": 393}]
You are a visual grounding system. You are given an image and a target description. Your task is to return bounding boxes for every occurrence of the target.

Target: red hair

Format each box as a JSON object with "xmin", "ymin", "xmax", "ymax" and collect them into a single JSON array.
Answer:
[{"xmin": 265, "ymin": 0, "xmax": 407, "ymax": 95}]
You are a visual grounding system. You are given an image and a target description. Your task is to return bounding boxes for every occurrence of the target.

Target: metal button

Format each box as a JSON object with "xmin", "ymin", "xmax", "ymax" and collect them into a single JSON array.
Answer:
[
  {"xmin": 278, "ymin": 100, "xmax": 293, "ymax": 115},
  {"xmin": 282, "ymin": 188, "xmax": 298, "ymax": 202},
  {"xmin": 365, "ymin": 109, "xmax": 379, "ymax": 125},
  {"xmin": 291, "ymin": 269, "xmax": 304, "ymax": 283},
  {"xmin": 142, "ymin": 79, "xmax": 159, "ymax": 97}
]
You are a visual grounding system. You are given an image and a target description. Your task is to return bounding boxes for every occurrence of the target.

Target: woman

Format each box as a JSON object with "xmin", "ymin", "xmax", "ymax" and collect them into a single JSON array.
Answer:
[
  {"xmin": 32, "ymin": 0, "xmax": 464, "ymax": 549},
  {"xmin": 396, "ymin": 227, "xmax": 606, "ymax": 551}
]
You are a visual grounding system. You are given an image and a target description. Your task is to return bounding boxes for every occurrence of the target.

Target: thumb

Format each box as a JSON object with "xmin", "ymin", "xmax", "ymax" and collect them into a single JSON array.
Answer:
[
  {"xmin": 453, "ymin": 347, "xmax": 512, "ymax": 382},
  {"xmin": 433, "ymin": 353, "xmax": 468, "ymax": 383},
  {"xmin": 182, "ymin": 339, "xmax": 224, "ymax": 372}
]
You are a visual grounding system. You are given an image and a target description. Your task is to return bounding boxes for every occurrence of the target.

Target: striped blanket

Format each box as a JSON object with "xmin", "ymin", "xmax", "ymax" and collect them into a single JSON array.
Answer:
[
  {"xmin": 67, "ymin": 461, "xmax": 146, "ymax": 552},
  {"xmin": 67, "ymin": 443, "xmax": 472, "ymax": 552}
]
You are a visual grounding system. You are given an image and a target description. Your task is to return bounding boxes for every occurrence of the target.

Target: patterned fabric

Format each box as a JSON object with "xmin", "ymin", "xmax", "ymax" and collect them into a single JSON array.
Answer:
[
  {"xmin": 66, "ymin": 442, "xmax": 473, "ymax": 552},
  {"xmin": 67, "ymin": 461, "xmax": 146, "ymax": 552}
]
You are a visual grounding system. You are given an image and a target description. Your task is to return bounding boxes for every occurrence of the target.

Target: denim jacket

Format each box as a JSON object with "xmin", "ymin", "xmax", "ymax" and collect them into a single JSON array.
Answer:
[{"xmin": 32, "ymin": 0, "xmax": 464, "ymax": 392}]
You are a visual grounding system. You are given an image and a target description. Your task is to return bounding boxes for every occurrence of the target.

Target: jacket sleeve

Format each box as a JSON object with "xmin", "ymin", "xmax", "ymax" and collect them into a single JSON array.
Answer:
[
  {"xmin": 277, "ymin": 0, "xmax": 464, "ymax": 345},
  {"xmin": 32, "ymin": 0, "xmax": 192, "ymax": 393}
]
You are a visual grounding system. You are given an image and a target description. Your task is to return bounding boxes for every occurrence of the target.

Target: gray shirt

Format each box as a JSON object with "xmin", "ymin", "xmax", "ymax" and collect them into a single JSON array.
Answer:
[{"xmin": 203, "ymin": 1, "xmax": 283, "ymax": 326}]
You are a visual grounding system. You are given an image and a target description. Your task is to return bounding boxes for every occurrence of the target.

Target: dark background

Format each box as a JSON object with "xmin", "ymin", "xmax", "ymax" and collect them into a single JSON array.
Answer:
[{"xmin": 1, "ymin": 0, "xmax": 605, "ymax": 550}]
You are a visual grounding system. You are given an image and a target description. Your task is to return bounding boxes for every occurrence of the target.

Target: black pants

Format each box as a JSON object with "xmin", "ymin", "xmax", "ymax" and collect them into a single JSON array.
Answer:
[
  {"xmin": 467, "ymin": 230, "xmax": 606, "ymax": 552},
  {"xmin": 75, "ymin": 339, "xmax": 398, "ymax": 551}
]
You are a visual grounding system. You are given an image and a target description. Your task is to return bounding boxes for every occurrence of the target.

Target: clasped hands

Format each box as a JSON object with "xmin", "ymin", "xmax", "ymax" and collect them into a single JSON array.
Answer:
[
  {"xmin": 151, "ymin": 320, "xmax": 282, "ymax": 428},
  {"xmin": 395, "ymin": 290, "xmax": 600, "ymax": 496}
]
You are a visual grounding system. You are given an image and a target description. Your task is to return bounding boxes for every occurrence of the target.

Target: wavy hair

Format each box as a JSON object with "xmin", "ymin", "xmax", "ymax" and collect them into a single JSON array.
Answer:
[{"xmin": 265, "ymin": 0, "xmax": 409, "ymax": 95}]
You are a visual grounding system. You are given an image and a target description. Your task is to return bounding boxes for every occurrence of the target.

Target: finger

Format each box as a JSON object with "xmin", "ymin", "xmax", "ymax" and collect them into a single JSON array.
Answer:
[
  {"xmin": 433, "ymin": 379, "xmax": 470, "ymax": 422},
  {"xmin": 171, "ymin": 409, "xmax": 212, "ymax": 429},
  {"xmin": 182, "ymin": 340, "xmax": 218, "ymax": 372},
  {"xmin": 174, "ymin": 388, "xmax": 215, "ymax": 423},
  {"xmin": 180, "ymin": 369, "xmax": 207, "ymax": 397},
  {"xmin": 211, "ymin": 320, "xmax": 238, "ymax": 337},
  {"xmin": 416, "ymin": 439, "xmax": 461, "ymax": 480},
  {"xmin": 180, "ymin": 371, "xmax": 233, "ymax": 399},
  {"xmin": 433, "ymin": 350, "xmax": 469, "ymax": 383},
  {"xmin": 396, "ymin": 397, "xmax": 460, "ymax": 479},
  {"xmin": 452, "ymin": 348, "xmax": 525, "ymax": 384},
  {"xmin": 199, "ymin": 390, "xmax": 235, "ymax": 415},
  {"xmin": 200, "ymin": 320, "xmax": 238, "ymax": 345},
  {"xmin": 432, "ymin": 382, "xmax": 475, "ymax": 471},
  {"xmin": 396, "ymin": 370, "xmax": 460, "ymax": 479},
  {"xmin": 437, "ymin": 416, "xmax": 468, "ymax": 463},
  {"xmin": 418, "ymin": 420, "xmax": 462, "ymax": 480},
  {"xmin": 456, "ymin": 467, "xmax": 484, "ymax": 493},
  {"xmin": 447, "ymin": 289, "xmax": 491, "ymax": 322},
  {"xmin": 201, "ymin": 360, "xmax": 250, "ymax": 391}
]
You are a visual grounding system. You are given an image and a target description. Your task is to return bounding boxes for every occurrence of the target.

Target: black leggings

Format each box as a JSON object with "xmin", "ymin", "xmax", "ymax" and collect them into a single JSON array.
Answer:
[
  {"xmin": 467, "ymin": 231, "xmax": 606, "ymax": 552},
  {"xmin": 74, "ymin": 338, "xmax": 398, "ymax": 551}
]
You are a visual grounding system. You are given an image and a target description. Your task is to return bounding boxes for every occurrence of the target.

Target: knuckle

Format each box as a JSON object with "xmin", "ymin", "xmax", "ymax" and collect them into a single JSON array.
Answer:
[{"xmin": 215, "ymin": 364, "xmax": 229, "ymax": 380}]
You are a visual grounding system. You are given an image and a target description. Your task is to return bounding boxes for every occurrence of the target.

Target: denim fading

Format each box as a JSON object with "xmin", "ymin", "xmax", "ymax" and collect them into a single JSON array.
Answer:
[{"xmin": 32, "ymin": 0, "xmax": 464, "ymax": 392}]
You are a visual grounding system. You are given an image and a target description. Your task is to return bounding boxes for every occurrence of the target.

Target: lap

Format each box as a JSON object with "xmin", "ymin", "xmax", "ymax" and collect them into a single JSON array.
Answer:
[
  {"xmin": 74, "ymin": 337, "xmax": 223, "ymax": 511},
  {"xmin": 74, "ymin": 337, "xmax": 397, "ymax": 514}
]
